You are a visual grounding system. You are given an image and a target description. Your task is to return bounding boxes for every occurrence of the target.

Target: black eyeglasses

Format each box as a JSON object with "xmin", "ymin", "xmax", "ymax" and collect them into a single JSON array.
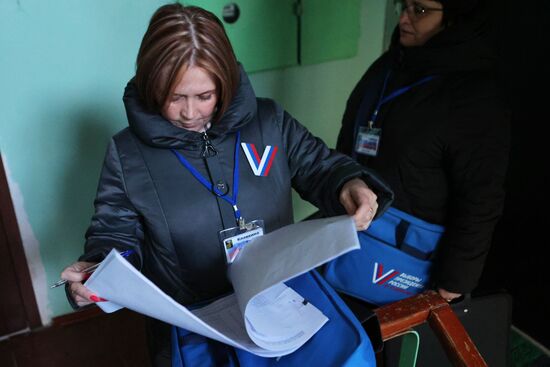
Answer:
[{"xmin": 399, "ymin": 1, "xmax": 443, "ymax": 20}]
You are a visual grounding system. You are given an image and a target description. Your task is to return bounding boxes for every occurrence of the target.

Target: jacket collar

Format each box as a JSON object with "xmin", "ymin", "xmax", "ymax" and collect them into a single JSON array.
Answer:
[{"xmin": 123, "ymin": 65, "xmax": 257, "ymax": 149}]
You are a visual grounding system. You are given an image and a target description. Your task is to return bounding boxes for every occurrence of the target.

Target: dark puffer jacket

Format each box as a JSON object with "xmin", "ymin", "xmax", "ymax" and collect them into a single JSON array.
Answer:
[
  {"xmin": 337, "ymin": 14, "xmax": 510, "ymax": 293},
  {"xmin": 80, "ymin": 67, "xmax": 393, "ymax": 307}
]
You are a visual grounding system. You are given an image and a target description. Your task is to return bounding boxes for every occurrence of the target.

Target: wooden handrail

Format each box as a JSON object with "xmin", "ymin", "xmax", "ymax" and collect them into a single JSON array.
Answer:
[{"xmin": 374, "ymin": 290, "xmax": 487, "ymax": 367}]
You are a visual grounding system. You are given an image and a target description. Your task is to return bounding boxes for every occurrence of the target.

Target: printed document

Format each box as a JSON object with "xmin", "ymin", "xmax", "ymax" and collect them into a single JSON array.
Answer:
[{"xmin": 85, "ymin": 215, "xmax": 359, "ymax": 357}]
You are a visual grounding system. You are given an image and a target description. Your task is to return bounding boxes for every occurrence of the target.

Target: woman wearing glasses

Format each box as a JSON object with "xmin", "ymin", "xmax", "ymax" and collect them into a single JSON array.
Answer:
[{"xmin": 336, "ymin": 0, "xmax": 510, "ymax": 303}]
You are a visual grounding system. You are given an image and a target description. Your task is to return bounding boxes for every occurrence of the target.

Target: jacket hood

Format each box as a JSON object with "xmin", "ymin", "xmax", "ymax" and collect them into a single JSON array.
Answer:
[
  {"xmin": 123, "ymin": 65, "xmax": 257, "ymax": 149},
  {"xmin": 389, "ymin": 1, "xmax": 496, "ymax": 75},
  {"xmin": 438, "ymin": 0, "xmax": 479, "ymax": 21}
]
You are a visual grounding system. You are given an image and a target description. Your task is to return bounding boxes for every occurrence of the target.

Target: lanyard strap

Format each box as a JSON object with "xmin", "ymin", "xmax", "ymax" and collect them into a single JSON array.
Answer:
[
  {"xmin": 171, "ymin": 131, "xmax": 243, "ymax": 226},
  {"xmin": 369, "ymin": 71, "xmax": 436, "ymax": 126}
]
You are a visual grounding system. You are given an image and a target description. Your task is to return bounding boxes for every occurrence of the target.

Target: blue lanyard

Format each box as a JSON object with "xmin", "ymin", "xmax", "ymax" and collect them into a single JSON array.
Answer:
[
  {"xmin": 171, "ymin": 131, "xmax": 243, "ymax": 227},
  {"xmin": 369, "ymin": 71, "xmax": 436, "ymax": 127}
]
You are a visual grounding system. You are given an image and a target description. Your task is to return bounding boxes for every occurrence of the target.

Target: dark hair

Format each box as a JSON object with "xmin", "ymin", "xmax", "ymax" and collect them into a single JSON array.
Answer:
[{"xmin": 135, "ymin": 3, "xmax": 239, "ymax": 122}]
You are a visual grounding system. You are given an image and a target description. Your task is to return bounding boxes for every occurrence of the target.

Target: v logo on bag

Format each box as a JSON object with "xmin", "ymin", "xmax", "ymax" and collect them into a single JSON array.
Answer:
[
  {"xmin": 372, "ymin": 262, "xmax": 399, "ymax": 285},
  {"xmin": 241, "ymin": 142, "xmax": 278, "ymax": 176}
]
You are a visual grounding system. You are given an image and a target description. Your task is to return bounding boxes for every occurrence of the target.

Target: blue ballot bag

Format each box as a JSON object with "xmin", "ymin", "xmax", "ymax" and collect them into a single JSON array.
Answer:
[
  {"xmin": 171, "ymin": 271, "xmax": 375, "ymax": 367},
  {"xmin": 324, "ymin": 207, "xmax": 445, "ymax": 305}
]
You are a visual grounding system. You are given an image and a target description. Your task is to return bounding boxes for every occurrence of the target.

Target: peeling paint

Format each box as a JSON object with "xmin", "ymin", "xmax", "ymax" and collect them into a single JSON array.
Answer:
[{"xmin": 3, "ymin": 156, "xmax": 52, "ymax": 325}]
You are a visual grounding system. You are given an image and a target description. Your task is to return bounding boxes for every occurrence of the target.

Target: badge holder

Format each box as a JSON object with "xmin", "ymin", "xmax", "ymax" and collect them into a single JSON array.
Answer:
[
  {"xmin": 219, "ymin": 219, "xmax": 265, "ymax": 264},
  {"xmin": 355, "ymin": 123, "xmax": 381, "ymax": 157}
]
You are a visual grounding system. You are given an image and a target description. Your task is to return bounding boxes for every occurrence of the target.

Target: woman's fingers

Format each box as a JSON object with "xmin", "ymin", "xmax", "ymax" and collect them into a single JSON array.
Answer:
[
  {"xmin": 438, "ymin": 288, "xmax": 462, "ymax": 302},
  {"xmin": 61, "ymin": 261, "xmax": 97, "ymax": 282},
  {"xmin": 353, "ymin": 197, "xmax": 378, "ymax": 227},
  {"xmin": 69, "ymin": 281, "xmax": 94, "ymax": 306},
  {"xmin": 62, "ymin": 261, "xmax": 107, "ymax": 306},
  {"xmin": 339, "ymin": 178, "xmax": 378, "ymax": 230}
]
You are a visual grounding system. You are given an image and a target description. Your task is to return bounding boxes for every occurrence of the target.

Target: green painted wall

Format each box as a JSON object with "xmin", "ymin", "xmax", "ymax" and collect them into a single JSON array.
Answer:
[
  {"xmin": 0, "ymin": 0, "xmax": 388, "ymax": 322},
  {"xmin": 186, "ymin": 0, "xmax": 298, "ymax": 72},
  {"xmin": 250, "ymin": 0, "xmax": 387, "ymax": 220}
]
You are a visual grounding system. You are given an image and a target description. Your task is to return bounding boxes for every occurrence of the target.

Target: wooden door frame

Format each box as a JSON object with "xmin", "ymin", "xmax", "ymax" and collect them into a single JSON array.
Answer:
[{"xmin": 0, "ymin": 156, "xmax": 41, "ymax": 329}]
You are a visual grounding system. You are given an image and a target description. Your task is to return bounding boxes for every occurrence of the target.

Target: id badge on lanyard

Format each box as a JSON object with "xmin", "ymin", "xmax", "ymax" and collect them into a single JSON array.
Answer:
[
  {"xmin": 355, "ymin": 124, "xmax": 381, "ymax": 157},
  {"xmin": 354, "ymin": 71, "xmax": 436, "ymax": 158},
  {"xmin": 219, "ymin": 219, "xmax": 265, "ymax": 263},
  {"xmin": 171, "ymin": 131, "xmax": 265, "ymax": 264}
]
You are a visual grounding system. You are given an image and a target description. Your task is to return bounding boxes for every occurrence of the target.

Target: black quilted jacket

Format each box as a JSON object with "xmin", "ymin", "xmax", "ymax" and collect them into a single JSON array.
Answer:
[
  {"xmin": 80, "ymin": 67, "xmax": 393, "ymax": 306},
  {"xmin": 337, "ymin": 18, "xmax": 510, "ymax": 293}
]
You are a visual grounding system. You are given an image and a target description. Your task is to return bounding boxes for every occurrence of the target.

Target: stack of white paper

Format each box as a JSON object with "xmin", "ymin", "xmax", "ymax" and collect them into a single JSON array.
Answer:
[{"xmin": 85, "ymin": 215, "xmax": 359, "ymax": 357}]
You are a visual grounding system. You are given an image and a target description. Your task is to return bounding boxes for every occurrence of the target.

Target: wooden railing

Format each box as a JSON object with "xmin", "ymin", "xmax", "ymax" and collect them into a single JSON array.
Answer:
[{"xmin": 375, "ymin": 291, "xmax": 488, "ymax": 367}]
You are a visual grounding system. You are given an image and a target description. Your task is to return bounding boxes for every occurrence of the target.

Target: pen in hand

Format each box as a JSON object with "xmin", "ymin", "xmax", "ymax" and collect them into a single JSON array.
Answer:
[{"xmin": 50, "ymin": 249, "xmax": 134, "ymax": 289}]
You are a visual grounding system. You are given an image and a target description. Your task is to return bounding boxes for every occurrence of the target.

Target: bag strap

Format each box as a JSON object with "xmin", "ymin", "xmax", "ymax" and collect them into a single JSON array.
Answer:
[{"xmin": 395, "ymin": 220, "xmax": 433, "ymax": 261}]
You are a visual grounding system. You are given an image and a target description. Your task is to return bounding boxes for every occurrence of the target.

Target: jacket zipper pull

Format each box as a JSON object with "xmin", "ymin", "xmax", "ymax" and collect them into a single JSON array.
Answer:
[{"xmin": 201, "ymin": 131, "xmax": 217, "ymax": 157}]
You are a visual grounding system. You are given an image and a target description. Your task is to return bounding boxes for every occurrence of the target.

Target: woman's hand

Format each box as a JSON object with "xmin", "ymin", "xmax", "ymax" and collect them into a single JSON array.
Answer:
[
  {"xmin": 61, "ymin": 261, "xmax": 103, "ymax": 306},
  {"xmin": 339, "ymin": 178, "xmax": 378, "ymax": 231},
  {"xmin": 438, "ymin": 288, "xmax": 462, "ymax": 302}
]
